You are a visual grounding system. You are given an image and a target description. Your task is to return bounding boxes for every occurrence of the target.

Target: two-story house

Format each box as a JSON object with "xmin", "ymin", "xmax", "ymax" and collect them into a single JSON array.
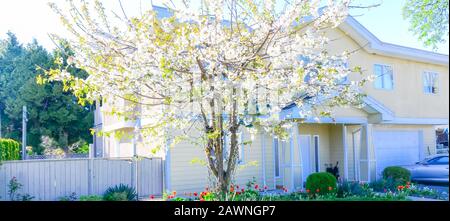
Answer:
[{"xmin": 93, "ymin": 7, "xmax": 449, "ymax": 193}]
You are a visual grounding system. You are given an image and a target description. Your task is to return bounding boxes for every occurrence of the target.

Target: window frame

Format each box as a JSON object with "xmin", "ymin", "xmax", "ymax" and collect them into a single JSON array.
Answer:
[
  {"xmin": 373, "ymin": 63, "xmax": 394, "ymax": 90},
  {"xmin": 274, "ymin": 138, "xmax": 281, "ymax": 178},
  {"xmin": 313, "ymin": 135, "xmax": 320, "ymax": 172},
  {"xmin": 422, "ymin": 71, "xmax": 439, "ymax": 95}
]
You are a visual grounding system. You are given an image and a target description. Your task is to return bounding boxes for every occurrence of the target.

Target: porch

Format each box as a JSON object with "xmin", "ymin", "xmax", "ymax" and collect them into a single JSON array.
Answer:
[{"xmin": 271, "ymin": 122, "xmax": 375, "ymax": 192}]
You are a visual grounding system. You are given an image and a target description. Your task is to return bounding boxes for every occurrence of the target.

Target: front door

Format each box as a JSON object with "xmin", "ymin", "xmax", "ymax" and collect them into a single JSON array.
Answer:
[{"xmin": 299, "ymin": 135, "xmax": 311, "ymax": 187}]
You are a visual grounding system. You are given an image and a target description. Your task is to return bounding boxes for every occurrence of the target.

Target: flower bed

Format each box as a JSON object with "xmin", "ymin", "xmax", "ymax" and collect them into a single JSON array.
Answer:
[{"xmin": 159, "ymin": 179, "xmax": 411, "ymax": 201}]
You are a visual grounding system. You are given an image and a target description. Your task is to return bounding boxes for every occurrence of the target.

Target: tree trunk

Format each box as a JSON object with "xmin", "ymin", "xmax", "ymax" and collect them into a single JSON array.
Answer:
[{"xmin": 204, "ymin": 90, "xmax": 240, "ymax": 194}]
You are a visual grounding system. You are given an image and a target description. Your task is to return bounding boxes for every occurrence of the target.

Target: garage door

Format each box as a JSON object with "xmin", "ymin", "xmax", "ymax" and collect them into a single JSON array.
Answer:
[{"xmin": 374, "ymin": 131, "xmax": 421, "ymax": 179}]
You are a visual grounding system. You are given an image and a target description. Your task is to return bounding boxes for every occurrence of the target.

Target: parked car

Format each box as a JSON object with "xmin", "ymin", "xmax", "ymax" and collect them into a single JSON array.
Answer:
[{"xmin": 401, "ymin": 154, "xmax": 449, "ymax": 184}]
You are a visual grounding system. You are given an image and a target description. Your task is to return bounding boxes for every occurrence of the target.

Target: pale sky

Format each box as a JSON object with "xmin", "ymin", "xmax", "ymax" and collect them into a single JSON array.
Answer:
[{"xmin": 0, "ymin": 0, "xmax": 448, "ymax": 54}]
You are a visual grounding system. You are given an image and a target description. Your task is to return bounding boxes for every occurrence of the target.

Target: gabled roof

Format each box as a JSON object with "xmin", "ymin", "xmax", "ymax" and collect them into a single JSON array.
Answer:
[
  {"xmin": 339, "ymin": 16, "xmax": 449, "ymax": 66},
  {"xmin": 151, "ymin": 5, "xmax": 448, "ymax": 66}
]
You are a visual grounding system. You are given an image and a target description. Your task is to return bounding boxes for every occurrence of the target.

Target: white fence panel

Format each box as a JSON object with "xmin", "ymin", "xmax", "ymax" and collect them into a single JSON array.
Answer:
[
  {"xmin": 138, "ymin": 157, "xmax": 163, "ymax": 197},
  {"xmin": 0, "ymin": 157, "xmax": 162, "ymax": 201}
]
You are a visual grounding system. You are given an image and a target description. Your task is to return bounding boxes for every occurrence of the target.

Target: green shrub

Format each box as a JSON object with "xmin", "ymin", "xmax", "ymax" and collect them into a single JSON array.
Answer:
[
  {"xmin": 79, "ymin": 195, "xmax": 103, "ymax": 201},
  {"xmin": 305, "ymin": 172, "xmax": 337, "ymax": 196},
  {"xmin": 103, "ymin": 184, "xmax": 137, "ymax": 201},
  {"xmin": 337, "ymin": 180, "xmax": 369, "ymax": 197},
  {"xmin": 382, "ymin": 166, "xmax": 411, "ymax": 184},
  {"xmin": 0, "ymin": 139, "xmax": 21, "ymax": 161},
  {"xmin": 370, "ymin": 177, "xmax": 405, "ymax": 192}
]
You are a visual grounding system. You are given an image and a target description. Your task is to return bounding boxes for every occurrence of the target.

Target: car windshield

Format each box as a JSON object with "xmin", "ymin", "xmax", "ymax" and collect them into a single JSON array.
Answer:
[{"xmin": 419, "ymin": 155, "xmax": 449, "ymax": 164}]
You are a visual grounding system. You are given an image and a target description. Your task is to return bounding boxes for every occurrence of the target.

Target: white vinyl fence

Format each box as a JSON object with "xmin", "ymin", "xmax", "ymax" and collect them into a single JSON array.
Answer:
[{"xmin": 0, "ymin": 157, "xmax": 163, "ymax": 201}]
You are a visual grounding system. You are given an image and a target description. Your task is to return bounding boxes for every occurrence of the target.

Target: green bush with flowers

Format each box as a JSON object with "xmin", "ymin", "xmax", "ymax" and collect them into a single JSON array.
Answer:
[{"xmin": 305, "ymin": 172, "xmax": 337, "ymax": 196}]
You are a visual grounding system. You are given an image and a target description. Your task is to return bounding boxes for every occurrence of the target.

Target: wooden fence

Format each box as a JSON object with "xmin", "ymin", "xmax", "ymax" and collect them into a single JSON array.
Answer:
[{"xmin": 0, "ymin": 157, "xmax": 163, "ymax": 201}]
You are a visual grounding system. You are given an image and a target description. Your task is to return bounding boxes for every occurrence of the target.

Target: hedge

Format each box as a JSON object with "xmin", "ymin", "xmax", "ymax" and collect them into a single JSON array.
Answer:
[{"xmin": 0, "ymin": 139, "xmax": 21, "ymax": 161}]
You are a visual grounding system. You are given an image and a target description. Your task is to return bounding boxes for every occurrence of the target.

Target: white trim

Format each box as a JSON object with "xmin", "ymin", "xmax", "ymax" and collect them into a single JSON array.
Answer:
[
  {"xmin": 418, "ymin": 130, "xmax": 425, "ymax": 160},
  {"xmin": 272, "ymin": 137, "xmax": 279, "ymax": 190},
  {"xmin": 340, "ymin": 16, "xmax": 449, "ymax": 66},
  {"xmin": 371, "ymin": 127, "xmax": 376, "ymax": 182},
  {"xmin": 303, "ymin": 117, "xmax": 368, "ymax": 124},
  {"xmin": 383, "ymin": 118, "xmax": 449, "ymax": 125},
  {"xmin": 363, "ymin": 96, "xmax": 395, "ymax": 121},
  {"xmin": 273, "ymin": 138, "xmax": 281, "ymax": 179},
  {"xmin": 342, "ymin": 125, "xmax": 348, "ymax": 180}
]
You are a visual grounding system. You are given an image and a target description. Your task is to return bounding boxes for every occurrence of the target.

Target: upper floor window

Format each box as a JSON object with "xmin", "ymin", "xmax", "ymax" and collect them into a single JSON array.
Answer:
[
  {"xmin": 337, "ymin": 62, "xmax": 350, "ymax": 85},
  {"xmin": 423, "ymin": 71, "xmax": 439, "ymax": 94},
  {"xmin": 374, "ymin": 64, "xmax": 393, "ymax": 90}
]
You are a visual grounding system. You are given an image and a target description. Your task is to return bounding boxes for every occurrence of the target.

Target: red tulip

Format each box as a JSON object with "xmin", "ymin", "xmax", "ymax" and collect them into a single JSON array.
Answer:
[
  {"xmin": 150, "ymin": 195, "xmax": 154, "ymax": 199},
  {"xmin": 193, "ymin": 192, "xmax": 198, "ymax": 196},
  {"xmin": 254, "ymin": 184, "xmax": 259, "ymax": 189}
]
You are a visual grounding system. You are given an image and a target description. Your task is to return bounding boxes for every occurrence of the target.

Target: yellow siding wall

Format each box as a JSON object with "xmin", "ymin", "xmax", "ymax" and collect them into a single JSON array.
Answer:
[
  {"xmin": 329, "ymin": 125, "xmax": 345, "ymax": 177},
  {"xmin": 326, "ymin": 29, "xmax": 449, "ymax": 119},
  {"xmin": 169, "ymin": 128, "xmax": 272, "ymax": 193}
]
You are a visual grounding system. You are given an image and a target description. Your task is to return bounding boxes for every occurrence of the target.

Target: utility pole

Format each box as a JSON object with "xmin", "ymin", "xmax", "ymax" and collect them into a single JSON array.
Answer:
[{"xmin": 22, "ymin": 106, "xmax": 27, "ymax": 160}]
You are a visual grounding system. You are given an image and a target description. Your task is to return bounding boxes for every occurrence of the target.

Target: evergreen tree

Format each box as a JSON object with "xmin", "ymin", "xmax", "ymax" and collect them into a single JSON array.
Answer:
[{"xmin": 0, "ymin": 33, "xmax": 93, "ymax": 154}]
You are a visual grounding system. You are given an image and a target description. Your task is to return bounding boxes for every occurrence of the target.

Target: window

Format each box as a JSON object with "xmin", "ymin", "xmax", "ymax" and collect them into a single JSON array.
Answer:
[
  {"xmin": 428, "ymin": 156, "xmax": 448, "ymax": 165},
  {"xmin": 314, "ymin": 136, "xmax": 320, "ymax": 172},
  {"xmin": 423, "ymin": 71, "xmax": 439, "ymax": 94},
  {"xmin": 223, "ymin": 132, "xmax": 244, "ymax": 164},
  {"xmin": 374, "ymin": 64, "xmax": 393, "ymax": 90},
  {"xmin": 238, "ymin": 132, "xmax": 245, "ymax": 164},
  {"xmin": 337, "ymin": 62, "xmax": 350, "ymax": 85},
  {"xmin": 274, "ymin": 138, "xmax": 280, "ymax": 177}
]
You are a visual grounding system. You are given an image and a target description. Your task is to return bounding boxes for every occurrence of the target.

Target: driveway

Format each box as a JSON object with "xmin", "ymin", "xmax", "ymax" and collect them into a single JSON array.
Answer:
[{"xmin": 416, "ymin": 182, "xmax": 449, "ymax": 194}]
